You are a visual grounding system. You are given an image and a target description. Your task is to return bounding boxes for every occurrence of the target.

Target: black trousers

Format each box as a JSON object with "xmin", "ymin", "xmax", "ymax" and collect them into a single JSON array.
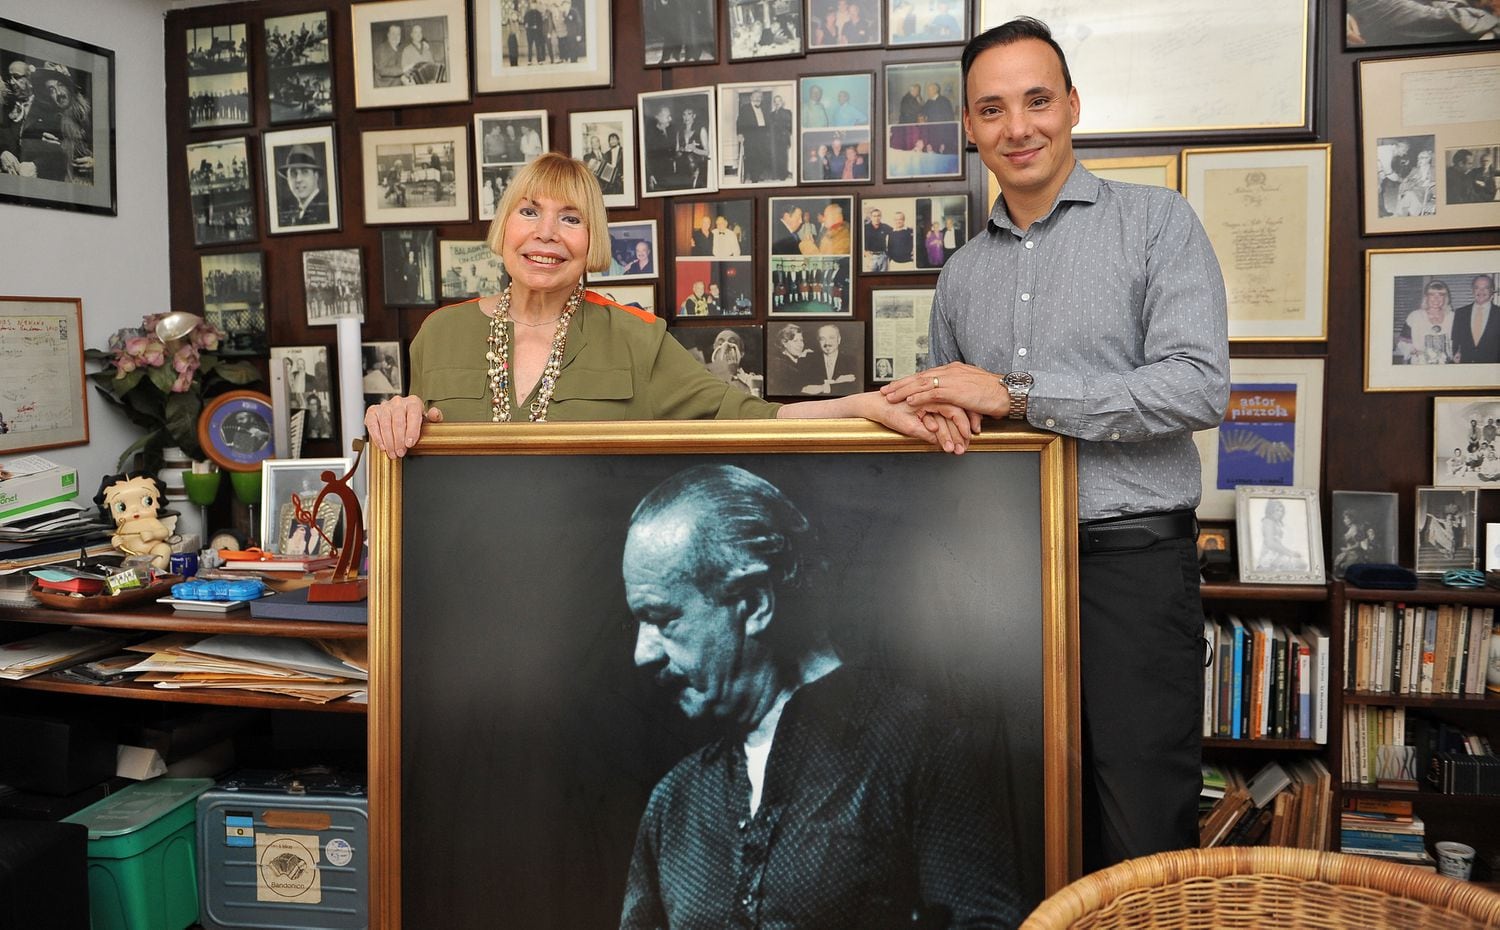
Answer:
[{"xmin": 1078, "ymin": 536, "xmax": 1204, "ymax": 872}]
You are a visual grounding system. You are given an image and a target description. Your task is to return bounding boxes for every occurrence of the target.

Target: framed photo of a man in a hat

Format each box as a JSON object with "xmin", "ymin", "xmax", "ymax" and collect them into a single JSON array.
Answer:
[{"xmin": 263, "ymin": 125, "xmax": 340, "ymax": 234}]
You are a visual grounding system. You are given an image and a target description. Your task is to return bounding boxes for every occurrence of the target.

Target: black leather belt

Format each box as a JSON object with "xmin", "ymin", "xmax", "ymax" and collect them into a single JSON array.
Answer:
[{"xmin": 1079, "ymin": 509, "xmax": 1197, "ymax": 555}]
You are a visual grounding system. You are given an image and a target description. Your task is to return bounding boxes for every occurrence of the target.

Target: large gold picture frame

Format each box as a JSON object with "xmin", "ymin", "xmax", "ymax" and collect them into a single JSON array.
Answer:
[{"xmin": 369, "ymin": 420, "xmax": 1081, "ymax": 929}]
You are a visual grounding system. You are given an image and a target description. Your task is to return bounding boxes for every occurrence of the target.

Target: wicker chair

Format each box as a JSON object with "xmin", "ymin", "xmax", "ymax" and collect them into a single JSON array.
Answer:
[{"xmin": 1022, "ymin": 847, "xmax": 1500, "ymax": 929}]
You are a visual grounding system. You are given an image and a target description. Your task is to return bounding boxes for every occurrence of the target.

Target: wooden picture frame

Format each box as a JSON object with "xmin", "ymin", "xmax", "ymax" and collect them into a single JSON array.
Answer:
[
  {"xmin": 1235, "ymin": 485, "xmax": 1325, "ymax": 585},
  {"xmin": 569, "ymin": 109, "xmax": 636, "ymax": 209},
  {"xmin": 0, "ymin": 18, "xmax": 117, "ymax": 215},
  {"xmin": 1345, "ymin": 0, "xmax": 1500, "ymax": 49},
  {"xmin": 350, "ymin": 0, "xmax": 469, "ymax": 109},
  {"xmin": 0, "ymin": 296, "xmax": 88, "ymax": 454},
  {"xmin": 1432, "ymin": 395, "xmax": 1500, "ymax": 488},
  {"xmin": 260, "ymin": 456, "xmax": 351, "ymax": 556},
  {"xmin": 1182, "ymin": 144, "xmax": 1330, "ymax": 342},
  {"xmin": 1329, "ymin": 490, "xmax": 1398, "ymax": 579},
  {"xmin": 262, "ymin": 125, "xmax": 340, "ymax": 235},
  {"xmin": 197, "ymin": 390, "xmax": 274, "ymax": 473},
  {"xmin": 368, "ymin": 422, "xmax": 1082, "ymax": 928},
  {"xmin": 473, "ymin": 0, "xmax": 612, "ymax": 93},
  {"xmin": 263, "ymin": 11, "xmax": 334, "ymax": 124},
  {"xmin": 1414, "ymin": 486, "xmax": 1480, "ymax": 575},
  {"xmin": 1364, "ymin": 246, "xmax": 1500, "ymax": 392},
  {"xmin": 360, "ymin": 125, "xmax": 471, "ymax": 226}
]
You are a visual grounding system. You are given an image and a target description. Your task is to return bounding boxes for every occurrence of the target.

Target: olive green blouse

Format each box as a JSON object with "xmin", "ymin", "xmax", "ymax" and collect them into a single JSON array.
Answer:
[{"xmin": 409, "ymin": 292, "xmax": 780, "ymax": 422}]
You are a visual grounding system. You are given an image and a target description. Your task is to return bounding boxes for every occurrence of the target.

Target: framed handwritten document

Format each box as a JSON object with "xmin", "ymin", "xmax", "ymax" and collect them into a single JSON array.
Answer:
[
  {"xmin": 0, "ymin": 297, "xmax": 88, "ymax": 454},
  {"xmin": 978, "ymin": 0, "xmax": 1313, "ymax": 139},
  {"xmin": 1182, "ymin": 144, "xmax": 1330, "ymax": 342}
]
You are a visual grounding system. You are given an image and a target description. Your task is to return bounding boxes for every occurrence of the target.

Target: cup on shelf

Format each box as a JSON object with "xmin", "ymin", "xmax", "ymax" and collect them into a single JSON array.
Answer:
[{"xmin": 1435, "ymin": 840, "xmax": 1476, "ymax": 880}]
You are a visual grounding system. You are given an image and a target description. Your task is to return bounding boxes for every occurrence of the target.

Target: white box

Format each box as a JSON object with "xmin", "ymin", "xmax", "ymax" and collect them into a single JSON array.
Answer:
[{"xmin": 0, "ymin": 467, "xmax": 81, "ymax": 522}]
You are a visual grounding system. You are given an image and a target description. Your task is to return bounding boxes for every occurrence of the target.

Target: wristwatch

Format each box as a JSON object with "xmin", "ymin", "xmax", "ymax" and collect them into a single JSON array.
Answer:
[{"xmin": 1001, "ymin": 371, "xmax": 1033, "ymax": 420}]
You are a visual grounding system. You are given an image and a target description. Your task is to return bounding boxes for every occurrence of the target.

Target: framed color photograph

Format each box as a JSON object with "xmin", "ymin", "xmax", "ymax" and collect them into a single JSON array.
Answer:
[
  {"xmin": 1182, "ymin": 144, "xmax": 1330, "ymax": 342},
  {"xmin": 766, "ymin": 320, "xmax": 864, "ymax": 396},
  {"xmin": 1365, "ymin": 246, "xmax": 1500, "ymax": 391},
  {"xmin": 570, "ymin": 109, "xmax": 636, "ymax": 208},
  {"xmin": 262, "ymin": 125, "xmax": 339, "ymax": 235},
  {"xmin": 639, "ymin": 87, "xmax": 718, "ymax": 197},
  {"xmin": 888, "ymin": 0, "xmax": 969, "ymax": 45},
  {"xmin": 1235, "ymin": 485, "xmax": 1325, "ymax": 585},
  {"xmin": 1345, "ymin": 0, "xmax": 1500, "ymax": 50},
  {"xmin": 807, "ymin": 0, "xmax": 882, "ymax": 48},
  {"xmin": 0, "ymin": 296, "xmax": 87, "ymax": 455},
  {"xmin": 717, "ymin": 80, "xmax": 798, "ymax": 188},
  {"xmin": 599, "ymin": 220, "xmax": 660, "ymax": 282},
  {"xmin": 672, "ymin": 198, "xmax": 754, "ymax": 317},
  {"xmin": 0, "ymin": 19, "xmax": 116, "ymax": 215},
  {"xmin": 861, "ymin": 195, "xmax": 968, "ymax": 273},
  {"xmin": 641, "ymin": 0, "xmax": 717, "ymax": 65},
  {"xmin": 439, "ymin": 240, "xmax": 508, "ymax": 301},
  {"xmin": 1414, "ymin": 486, "xmax": 1480, "ymax": 575},
  {"xmin": 474, "ymin": 0, "xmax": 612, "ymax": 93},
  {"xmin": 1433, "ymin": 396, "xmax": 1500, "ymax": 487},
  {"xmin": 199, "ymin": 251, "xmax": 267, "ymax": 355},
  {"xmin": 1192, "ymin": 357, "xmax": 1324, "ymax": 522},
  {"xmin": 198, "ymin": 390, "xmax": 275, "ymax": 473},
  {"xmin": 184, "ymin": 22, "xmax": 249, "ymax": 129},
  {"xmin": 370, "ymin": 424, "xmax": 1080, "ymax": 925},
  {"xmin": 595, "ymin": 284, "xmax": 656, "ymax": 315},
  {"xmin": 667, "ymin": 325, "xmax": 766, "ymax": 397},
  {"xmin": 260, "ymin": 456, "xmax": 352, "ymax": 556},
  {"xmin": 475, "ymin": 110, "xmax": 548, "ymax": 220},
  {"xmin": 361, "ymin": 125, "xmax": 470, "ymax": 225},
  {"xmin": 799, "ymin": 73, "xmax": 874, "ymax": 184},
  {"xmin": 350, "ymin": 0, "xmax": 469, "ymax": 108},
  {"xmin": 1329, "ymin": 490, "xmax": 1399, "ymax": 579},
  {"xmin": 729, "ymin": 0, "xmax": 803, "ymax": 60},
  {"xmin": 264, "ymin": 11, "xmax": 333, "ymax": 124},
  {"xmin": 870, "ymin": 287, "xmax": 934, "ymax": 382},
  {"xmin": 1360, "ymin": 51, "xmax": 1500, "ymax": 235},
  {"xmin": 381, "ymin": 229, "xmax": 437, "ymax": 307},
  {"xmin": 301, "ymin": 248, "xmax": 365, "ymax": 326},
  {"xmin": 186, "ymin": 138, "xmax": 256, "ymax": 246},
  {"xmin": 362, "ymin": 341, "xmax": 404, "ymax": 406},
  {"xmin": 884, "ymin": 61, "xmax": 963, "ymax": 181},
  {"xmin": 269, "ymin": 345, "xmax": 332, "ymax": 444},
  {"xmin": 768, "ymin": 195, "xmax": 855, "ymax": 317}
]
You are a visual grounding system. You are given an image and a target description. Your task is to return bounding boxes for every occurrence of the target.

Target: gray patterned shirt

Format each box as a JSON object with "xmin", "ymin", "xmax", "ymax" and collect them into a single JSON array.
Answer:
[{"xmin": 931, "ymin": 161, "xmax": 1229, "ymax": 521}]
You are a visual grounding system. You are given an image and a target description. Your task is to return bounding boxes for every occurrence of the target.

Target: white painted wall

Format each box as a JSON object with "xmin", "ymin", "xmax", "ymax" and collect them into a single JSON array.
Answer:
[{"xmin": 2, "ymin": 0, "xmax": 171, "ymax": 496}]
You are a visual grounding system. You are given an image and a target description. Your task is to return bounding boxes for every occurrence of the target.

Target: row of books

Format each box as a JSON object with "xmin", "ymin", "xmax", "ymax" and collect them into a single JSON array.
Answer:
[
  {"xmin": 1343, "ymin": 601, "xmax": 1496, "ymax": 697},
  {"xmin": 1199, "ymin": 759, "xmax": 1333, "ymax": 850},
  {"xmin": 1202, "ymin": 615, "xmax": 1330, "ymax": 743},
  {"xmin": 1343, "ymin": 705, "xmax": 1499, "ymax": 796},
  {"xmin": 1340, "ymin": 798, "xmax": 1434, "ymax": 869}
]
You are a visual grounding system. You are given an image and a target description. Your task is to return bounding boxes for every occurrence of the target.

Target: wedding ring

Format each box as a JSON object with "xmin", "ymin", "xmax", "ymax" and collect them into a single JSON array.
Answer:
[{"xmin": 932, "ymin": 376, "xmax": 940, "ymax": 388}]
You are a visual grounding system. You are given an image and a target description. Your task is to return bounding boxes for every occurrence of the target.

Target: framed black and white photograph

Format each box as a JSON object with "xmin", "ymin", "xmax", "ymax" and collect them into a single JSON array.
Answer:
[
  {"xmin": 870, "ymin": 287, "xmax": 934, "ymax": 382},
  {"xmin": 270, "ymin": 345, "xmax": 333, "ymax": 444},
  {"xmin": 884, "ymin": 61, "xmax": 963, "ymax": 181},
  {"xmin": 185, "ymin": 22, "xmax": 248, "ymax": 129},
  {"xmin": 439, "ymin": 239, "xmax": 508, "ymax": 301},
  {"xmin": 766, "ymin": 319, "xmax": 864, "ymax": 396},
  {"xmin": 1345, "ymin": 0, "xmax": 1500, "ymax": 49},
  {"xmin": 301, "ymin": 248, "xmax": 365, "ymax": 326},
  {"xmin": 729, "ymin": 0, "xmax": 803, "ymax": 60},
  {"xmin": 570, "ymin": 109, "xmax": 636, "ymax": 208},
  {"xmin": 186, "ymin": 137, "xmax": 256, "ymax": 246},
  {"xmin": 888, "ymin": 0, "xmax": 969, "ymax": 45},
  {"xmin": 262, "ymin": 125, "xmax": 339, "ymax": 235},
  {"xmin": 199, "ymin": 251, "xmax": 267, "ymax": 355},
  {"xmin": 362, "ymin": 341, "xmax": 404, "ymax": 406},
  {"xmin": 672, "ymin": 198, "xmax": 753, "ymax": 317},
  {"xmin": 0, "ymin": 19, "xmax": 116, "ymax": 215},
  {"xmin": 474, "ymin": 0, "xmax": 612, "ymax": 93},
  {"xmin": 260, "ymin": 456, "xmax": 352, "ymax": 557},
  {"xmin": 767, "ymin": 195, "xmax": 855, "ymax": 317},
  {"xmin": 264, "ymin": 11, "xmax": 333, "ymax": 124},
  {"xmin": 861, "ymin": 194, "xmax": 967, "ymax": 272},
  {"xmin": 361, "ymin": 125, "xmax": 470, "ymax": 226},
  {"xmin": 381, "ymin": 228, "xmax": 437, "ymax": 307},
  {"xmin": 717, "ymin": 80, "xmax": 797, "ymax": 188},
  {"xmin": 807, "ymin": 0, "xmax": 882, "ymax": 48},
  {"xmin": 1433, "ymin": 396, "xmax": 1500, "ymax": 487},
  {"xmin": 475, "ymin": 110, "xmax": 548, "ymax": 221},
  {"xmin": 371, "ymin": 425, "xmax": 1081, "ymax": 927},
  {"xmin": 350, "ymin": 0, "xmax": 469, "ymax": 108},
  {"xmin": 641, "ymin": 0, "xmax": 717, "ymax": 65},
  {"xmin": 1414, "ymin": 486, "xmax": 1480, "ymax": 575},
  {"xmin": 1329, "ymin": 490, "xmax": 1399, "ymax": 579},
  {"xmin": 1364, "ymin": 247, "xmax": 1500, "ymax": 392},
  {"xmin": 598, "ymin": 220, "xmax": 660, "ymax": 282},
  {"xmin": 638, "ymin": 87, "xmax": 717, "ymax": 197},
  {"xmin": 1235, "ymin": 485, "xmax": 1325, "ymax": 585},
  {"xmin": 0, "ymin": 296, "xmax": 87, "ymax": 455},
  {"xmin": 667, "ymin": 325, "xmax": 765, "ymax": 397}
]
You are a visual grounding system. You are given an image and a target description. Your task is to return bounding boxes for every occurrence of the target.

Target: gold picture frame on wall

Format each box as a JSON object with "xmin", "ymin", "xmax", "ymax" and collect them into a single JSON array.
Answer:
[
  {"xmin": 986, "ymin": 154, "xmax": 1178, "ymax": 214},
  {"xmin": 1365, "ymin": 245, "xmax": 1500, "ymax": 392},
  {"xmin": 368, "ymin": 421, "xmax": 1082, "ymax": 928}
]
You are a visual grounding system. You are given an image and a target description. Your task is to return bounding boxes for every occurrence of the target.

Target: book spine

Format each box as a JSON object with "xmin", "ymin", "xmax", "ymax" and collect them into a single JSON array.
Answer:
[
  {"xmin": 1390, "ymin": 604, "xmax": 1405, "ymax": 694},
  {"xmin": 1314, "ymin": 627, "xmax": 1330, "ymax": 745},
  {"xmin": 1356, "ymin": 604, "xmax": 1372, "ymax": 692},
  {"xmin": 1420, "ymin": 607, "xmax": 1437, "ymax": 695},
  {"xmin": 1297, "ymin": 635, "xmax": 1312, "ymax": 741},
  {"xmin": 1217, "ymin": 622, "xmax": 1235, "ymax": 738},
  {"xmin": 1272, "ymin": 630, "xmax": 1288, "ymax": 740},
  {"xmin": 1203, "ymin": 617, "xmax": 1216, "ymax": 738},
  {"xmin": 1231, "ymin": 622, "xmax": 1246, "ymax": 740}
]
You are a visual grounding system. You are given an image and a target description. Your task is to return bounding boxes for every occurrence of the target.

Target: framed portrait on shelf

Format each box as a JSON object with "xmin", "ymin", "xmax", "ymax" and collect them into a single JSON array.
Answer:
[
  {"xmin": 884, "ymin": 61, "xmax": 963, "ymax": 181},
  {"xmin": 598, "ymin": 220, "xmax": 660, "ymax": 282},
  {"xmin": 262, "ymin": 125, "xmax": 339, "ymax": 235},
  {"xmin": 1359, "ymin": 51, "xmax": 1500, "ymax": 235},
  {"xmin": 1345, "ymin": 0, "xmax": 1500, "ymax": 50},
  {"xmin": 807, "ymin": 0, "xmax": 882, "ymax": 49},
  {"xmin": 861, "ymin": 195, "xmax": 967, "ymax": 273},
  {"xmin": 362, "ymin": 341, "xmax": 404, "ymax": 406},
  {"xmin": 716, "ymin": 80, "xmax": 798, "ymax": 188},
  {"xmin": 1192, "ymin": 357, "xmax": 1324, "ymax": 522},
  {"xmin": 870, "ymin": 287, "xmax": 934, "ymax": 383},
  {"xmin": 1364, "ymin": 246, "xmax": 1500, "ymax": 391},
  {"xmin": 260, "ymin": 456, "xmax": 352, "ymax": 557},
  {"xmin": 264, "ymin": 11, "xmax": 333, "ymax": 124},
  {"xmin": 667, "ymin": 325, "xmax": 766, "ymax": 397},
  {"xmin": 438, "ymin": 240, "xmax": 508, "ymax": 301},
  {"xmin": 799, "ymin": 73, "xmax": 874, "ymax": 184},
  {"xmin": 978, "ymin": 0, "xmax": 1313, "ymax": 139},
  {"xmin": 184, "ymin": 22, "xmax": 249, "ymax": 129},
  {"xmin": 473, "ymin": 0, "xmax": 611, "ymax": 93},
  {"xmin": 186, "ymin": 138, "xmax": 256, "ymax": 246},
  {"xmin": 638, "ymin": 87, "xmax": 718, "ymax": 197},
  {"xmin": 595, "ymin": 284, "xmax": 656, "ymax": 315},
  {"xmin": 301, "ymin": 248, "xmax": 364, "ymax": 326},
  {"xmin": 767, "ymin": 194, "xmax": 856, "ymax": 317},
  {"xmin": 1181, "ymin": 144, "xmax": 1330, "ymax": 342},
  {"xmin": 361, "ymin": 125, "xmax": 470, "ymax": 226},
  {"xmin": 766, "ymin": 320, "xmax": 864, "ymax": 396},
  {"xmin": 350, "ymin": 0, "xmax": 469, "ymax": 109},
  {"xmin": 729, "ymin": 0, "xmax": 803, "ymax": 60},
  {"xmin": 0, "ymin": 19, "xmax": 116, "ymax": 215},
  {"xmin": 1432, "ymin": 396, "xmax": 1500, "ymax": 488},
  {"xmin": 1328, "ymin": 490, "xmax": 1398, "ymax": 580},
  {"xmin": 1414, "ymin": 486, "xmax": 1480, "ymax": 575},
  {"xmin": 198, "ymin": 390, "xmax": 275, "ymax": 473},
  {"xmin": 199, "ymin": 251, "xmax": 267, "ymax": 355},
  {"xmin": 1196, "ymin": 524, "xmax": 1233, "ymax": 562},
  {"xmin": 641, "ymin": 0, "xmax": 717, "ymax": 65},
  {"xmin": 570, "ymin": 109, "xmax": 636, "ymax": 208},
  {"xmin": 888, "ymin": 0, "xmax": 969, "ymax": 45},
  {"xmin": 269, "ymin": 345, "xmax": 332, "ymax": 444},
  {"xmin": 380, "ymin": 228, "xmax": 436, "ymax": 308},
  {"xmin": 474, "ymin": 110, "xmax": 548, "ymax": 221},
  {"xmin": 671, "ymin": 198, "xmax": 754, "ymax": 317},
  {"xmin": 0, "ymin": 296, "xmax": 87, "ymax": 454},
  {"xmin": 1235, "ymin": 485, "xmax": 1325, "ymax": 586}
]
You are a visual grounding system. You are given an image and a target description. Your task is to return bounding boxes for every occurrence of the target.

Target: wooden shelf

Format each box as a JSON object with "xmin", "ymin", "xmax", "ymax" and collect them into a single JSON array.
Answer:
[
  {"xmin": 0, "ymin": 674, "xmax": 366, "ymax": 713},
  {"xmin": 1201, "ymin": 580, "xmax": 1330, "ymax": 602},
  {"xmin": 1342, "ymin": 582, "xmax": 1500, "ymax": 608},
  {"xmin": 1344, "ymin": 691, "xmax": 1499, "ymax": 710},
  {"xmin": 0, "ymin": 604, "xmax": 366, "ymax": 639},
  {"xmin": 1341, "ymin": 785, "xmax": 1500, "ymax": 808},
  {"xmin": 1204, "ymin": 737, "xmax": 1323, "ymax": 751}
]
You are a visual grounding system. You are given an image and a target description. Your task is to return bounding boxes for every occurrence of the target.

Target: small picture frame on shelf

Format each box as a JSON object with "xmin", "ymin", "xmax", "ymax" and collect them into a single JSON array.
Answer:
[
  {"xmin": 260, "ymin": 456, "xmax": 352, "ymax": 556},
  {"xmin": 1413, "ymin": 486, "xmax": 1480, "ymax": 575},
  {"xmin": 1195, "ymin": 524, "xmax": 1233, "ymax": 580},
  {"xmin": 1234, "ymin": 485, "xmax": 1325, "ymax": 585},
  {"xmin": 1329, "ymin": 490, "xmax": 1399, "ymax": 580}
]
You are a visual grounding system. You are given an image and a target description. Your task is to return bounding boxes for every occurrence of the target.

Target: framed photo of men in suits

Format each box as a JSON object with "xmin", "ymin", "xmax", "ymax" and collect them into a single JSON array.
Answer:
[
  {"xmin": 263, "ymin": 125, "xmax": 340, "ymax": 235},
  {"xmin": 716, "ymin": 80, "xmax": 798, "ymax": 189},
  {"xmin": 570, "ymin": 109, "xmax": 637, "ymax": 208}
]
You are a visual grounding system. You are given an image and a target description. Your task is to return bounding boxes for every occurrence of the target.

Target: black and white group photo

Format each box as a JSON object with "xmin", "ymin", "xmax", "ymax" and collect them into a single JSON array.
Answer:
[
  {"xmin": 476, "ymin": 110, "xmax": 546, "ymax": 218},
  {"xmin": 301, "ymin": 247, "xmax": 365, "ymax": 325},
  {"xmin": 185, "ymin": 23, "xmax": 249, "ymax": 128},
  {"xmin": 440, "ymin": 239, "xmax": 508, "ymax": 299},
  {"xmin": 369, "ymin": 17, "xmax": 450, "ymax": 87},
  {"xmin": 717, "ymin": 81, "xmax": 796, "ymax": 188},
  {"xmin": 265, "ymin": 11, "xmax": 332, "ymax": 123},
  {"xmin": 199, "ymin": 251, "xmax": 267, "ymax": 355},
  {"xmin": 187, "ymin": 137, "xmax": 255, "ymax": 245},
  {"xmin": 638, "ymin": 88, "xmax": 716, "ymax": 196},
  {"xmin": 667, "ymin": 325, "xmax": 765, "ymax": 396},
  {"xmin": 271, "ymin": 344, "xmax": 334, "ymax": 441},
  {"xmin": 381, "ymin": 228, "xmax": 437, "ymax": 307},
  {"xmin": 1434, "ymin": 397, "xmax": 1500, "ymax": 486},
  {"xmin": 497, "ymin": 0, "xmax": 589, "ymax": 67},
  {"xmin": 376, "ymin": 138, "xmax": 458, "ymax": 211},
  {"xmin": 641, "ymin": 0, "xmax": 716, "ymax": 64},
  {"xmin": 727, "ymin": 0, "xmax": 802, "ymax": 60},
  {"xmin": 765, "ymin": 320, "xmax": 863, "ymax": 395}
]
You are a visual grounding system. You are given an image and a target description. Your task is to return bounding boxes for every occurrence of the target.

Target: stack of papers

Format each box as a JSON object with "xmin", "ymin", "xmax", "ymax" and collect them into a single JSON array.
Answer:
[
  {"xmin": 121, "ymin": 633, "xmax": 368, "ymax": 704},
  {"xmin": 0, "ymin": 627, "xmax": 138, "ymax": 679}
]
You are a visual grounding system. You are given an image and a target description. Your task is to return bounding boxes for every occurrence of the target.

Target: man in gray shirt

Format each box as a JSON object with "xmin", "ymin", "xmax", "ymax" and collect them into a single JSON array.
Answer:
[{"xmin": 883, "ymin": 17, "xmax": 1229, "ymax": 871}]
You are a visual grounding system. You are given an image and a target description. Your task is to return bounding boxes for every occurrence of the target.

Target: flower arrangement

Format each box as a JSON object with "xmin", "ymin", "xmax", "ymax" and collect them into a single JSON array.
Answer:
[{"xmin": 86, "ymin": 312, "xmax": 262, "ymax": 470}]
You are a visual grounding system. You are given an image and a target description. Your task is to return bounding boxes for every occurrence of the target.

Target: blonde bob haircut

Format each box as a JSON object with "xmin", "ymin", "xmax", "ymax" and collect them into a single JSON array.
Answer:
[{"xmin": 485, "ymin": 152, "xmax": 612, "ymax": 274}]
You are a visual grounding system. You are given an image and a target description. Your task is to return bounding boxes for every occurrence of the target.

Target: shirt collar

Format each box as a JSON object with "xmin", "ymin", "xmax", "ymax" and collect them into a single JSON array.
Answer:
[{"xmin": 985, "ymin": 160, "xmax": 1099, "ymax": 234}]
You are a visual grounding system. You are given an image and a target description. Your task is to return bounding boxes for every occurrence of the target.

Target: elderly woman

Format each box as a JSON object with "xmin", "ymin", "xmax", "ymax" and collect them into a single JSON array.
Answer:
[{"xmin": 366, "ymin": 153, "xmax": 974, "ymax": 456}]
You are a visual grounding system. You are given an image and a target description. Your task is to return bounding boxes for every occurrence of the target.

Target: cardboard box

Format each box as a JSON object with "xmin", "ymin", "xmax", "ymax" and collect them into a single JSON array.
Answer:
[{"xmin": 0, "ymin": 466, "xmax": 80, "ymax": 522}]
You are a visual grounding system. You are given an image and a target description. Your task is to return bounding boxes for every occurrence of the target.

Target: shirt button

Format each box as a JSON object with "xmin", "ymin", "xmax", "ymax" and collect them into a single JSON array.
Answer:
[
  {"xmin": 1110, "ymin": 431, "xmax": 1120, "ymax": 440},
  {"xmin": 1024, "ymin": 240, "xmax": 1035, "ymax": 249},
  {"xmin": 1017, "ymin": 347, "xmax": 1027, "ymax": 357},
  {"xmin": 737, "ymin": 818, "xmax": 749, "ymax": 831},
  {"xmin": 1045, "ymin": 418, "xmax": 1056, "ymax": 427},
  {"xmin": 741, "ymin": 895, "xmax": 753, "ymax": 908},
  {"xmin": 1021, "ymin": 293, "xmax": 1031, "ymax": 301}
]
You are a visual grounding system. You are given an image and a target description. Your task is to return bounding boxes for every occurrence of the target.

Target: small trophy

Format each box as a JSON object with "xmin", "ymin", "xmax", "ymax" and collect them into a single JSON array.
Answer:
[{"xmin": 306, "ymin": 438, "xmax": 368, "ymax": 603}]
